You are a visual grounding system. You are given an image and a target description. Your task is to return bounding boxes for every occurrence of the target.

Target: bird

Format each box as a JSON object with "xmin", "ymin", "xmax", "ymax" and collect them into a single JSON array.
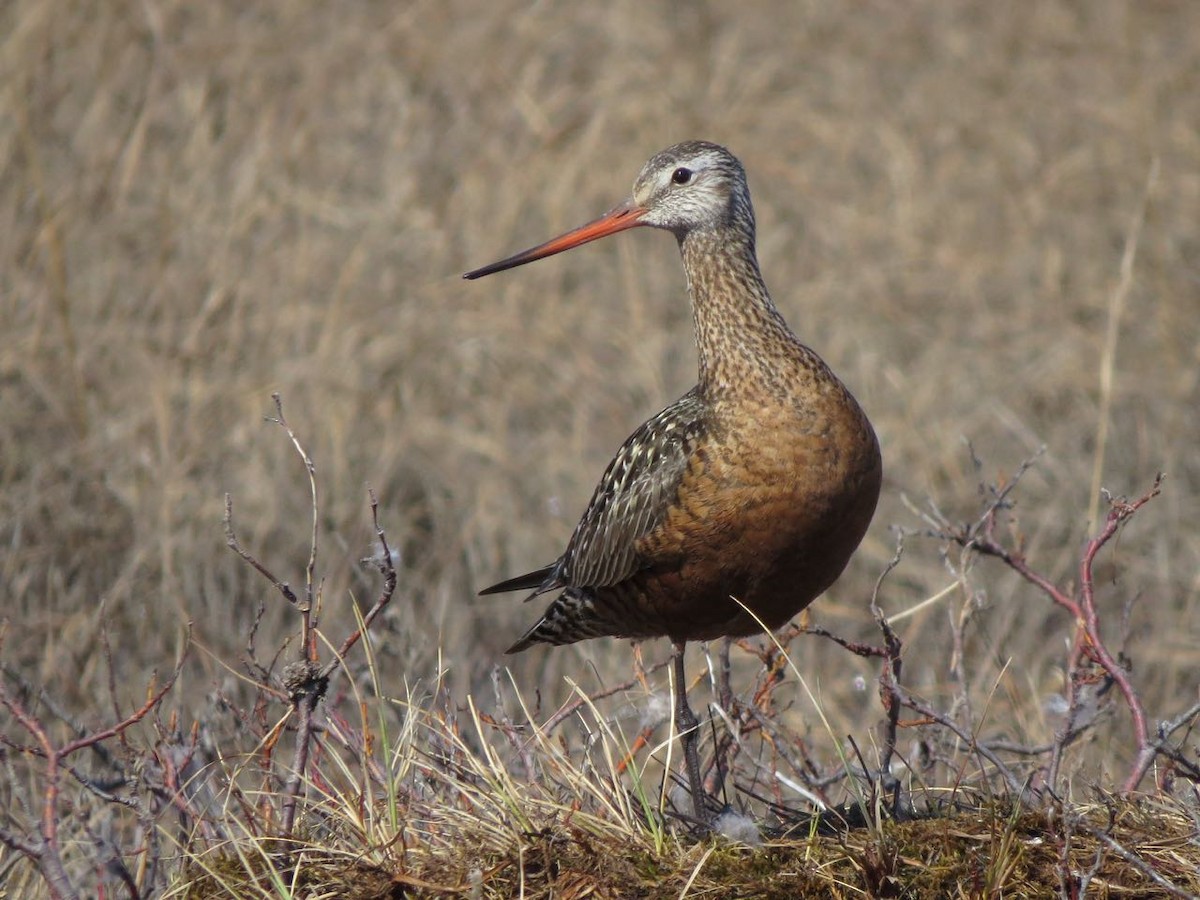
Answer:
[{"xmin": 464, "ymin": 141, "xmax": 882, "ymax": 822}]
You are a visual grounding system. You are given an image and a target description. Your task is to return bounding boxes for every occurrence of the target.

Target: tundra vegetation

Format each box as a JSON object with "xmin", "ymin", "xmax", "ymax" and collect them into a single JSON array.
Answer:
[{"xmin": 2, "ymin": 2, "xmax": 1198, "ymax": 896}]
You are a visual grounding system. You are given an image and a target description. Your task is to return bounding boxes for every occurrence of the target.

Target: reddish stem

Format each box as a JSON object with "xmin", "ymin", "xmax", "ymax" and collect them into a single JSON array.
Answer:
[{"xmin": 1075, "ymin": 486, "xmax": 1160, "ymax": 792}]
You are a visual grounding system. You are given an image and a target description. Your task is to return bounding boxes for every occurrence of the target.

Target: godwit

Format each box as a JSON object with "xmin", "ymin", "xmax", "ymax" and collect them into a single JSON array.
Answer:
[{"xmin": 465, "ymin": 141, "xmax": 881, "ymax": 822}]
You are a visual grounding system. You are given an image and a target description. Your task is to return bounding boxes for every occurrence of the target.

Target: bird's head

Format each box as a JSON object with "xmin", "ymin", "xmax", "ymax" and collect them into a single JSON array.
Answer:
[
  {"xmin": 463, "ymin": 140, "xmax": 753, "ymax": 281},
  {"xmin": 630, "ymin": 140, "xmax": 753, "ymax": 237}
]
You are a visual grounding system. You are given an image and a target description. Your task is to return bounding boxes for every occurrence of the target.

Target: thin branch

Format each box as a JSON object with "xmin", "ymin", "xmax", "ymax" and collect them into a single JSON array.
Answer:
[
  {"xmin": 890, "ymin": 682, "xmax": 1035, "ymax": 804},
  {"xmin": 1132, "ymin": 699, "xmax": 1200, "ymax": 789},
  {"xmin": 224, "ymin": 494, "xmax": 299, "ymax": 607},
  {"xmin": 321, "ymin": 488, "xmax": 398, "ymax": 680},
  {"xmin": 540, "ymin": 659, "xmax": 672, "ymax": 735},
  {"xmin": 265, "ymin": 393, "xmax": 320, "ymax": 638},
  {"xmin": 0, "ymin": 631, "xmax": 187, "ymax": 900},
  {"xmin": 1074, "ymin": 817, "xmax": 1195, "ymax": 899},
  {"xmin": 1077, "ymin": 476, "xmax": 1163, "ymax": 792},
  {"xmin": 870, "ymin": 534, "xmax": 906, "ymax": 782}
]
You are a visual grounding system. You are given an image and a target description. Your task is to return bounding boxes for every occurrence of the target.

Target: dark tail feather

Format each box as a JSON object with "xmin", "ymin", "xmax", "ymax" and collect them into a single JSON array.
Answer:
[
  {"xmin": 505, "ymin": 588, "xmax": 600, "ymax": 654},
  {"xmin": 505, "ymin": 629, "xmax": 541, "ymax": 654},
  {"xmin": 478, "ymin": 563, "xmax": 557, "ymax": 596}
]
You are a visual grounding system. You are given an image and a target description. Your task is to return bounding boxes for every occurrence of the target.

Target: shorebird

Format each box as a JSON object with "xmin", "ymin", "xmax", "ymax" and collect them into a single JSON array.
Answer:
[{"xmin": 465, "ymin": 141, "xmax": 881, "ymax": 822}]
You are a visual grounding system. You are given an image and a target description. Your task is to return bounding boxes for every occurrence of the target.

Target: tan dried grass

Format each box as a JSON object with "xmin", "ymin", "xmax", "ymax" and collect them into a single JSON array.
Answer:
[{"xmin": 2, "ymin": 4, "xmax": 1199, "ymax": 894}]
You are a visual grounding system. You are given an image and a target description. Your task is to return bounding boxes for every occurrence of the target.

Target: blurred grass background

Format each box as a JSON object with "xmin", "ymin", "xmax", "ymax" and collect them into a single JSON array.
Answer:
[{"xmin": 2, "ymin": 0, "xmax": 1197, "ymax": 778}]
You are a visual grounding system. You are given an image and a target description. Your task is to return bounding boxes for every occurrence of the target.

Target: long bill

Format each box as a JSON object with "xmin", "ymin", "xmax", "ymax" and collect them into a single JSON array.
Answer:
[{"xmin": 463, "ymin": 199, "xmax": 647, "ymax": 280}]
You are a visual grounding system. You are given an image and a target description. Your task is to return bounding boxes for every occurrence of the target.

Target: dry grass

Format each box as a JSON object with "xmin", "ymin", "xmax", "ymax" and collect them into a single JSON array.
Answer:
[
  {"xmin": 166, "ymin": 664, "xmax": 1200, "ymax": 899},
  {"xmin": 2, "ymin": 0, "xmax": 1199, "ymax": 896}
]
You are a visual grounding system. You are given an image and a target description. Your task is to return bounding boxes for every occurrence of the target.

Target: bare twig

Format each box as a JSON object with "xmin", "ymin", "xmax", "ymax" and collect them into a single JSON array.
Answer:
[
  {"xmin": 0, "ymin": 632, "xmax": 187, "ymax": 900},
  {"xmin": 540, "ymin": 659, "xmax": 672, "ymax": 736},
  {"xmin": 224, "ymin": 494, "xmax": 300, "ymax": 607},
  {"xmin": 889, "ymin": 682, "xmax": 1035, "ymax": 804},
  {"xmin": 1074, "ymin": 815, "xmax": 1196, "ymax": 899},
  {"xmin": 870, "ymin": 535, "xmax": 906, "ymax": 783},
  {"xmin": 321, "ymin": 488, "xmax": 398, "ymax": 681},
  {"xmin": 1078, "ymin": 477, "xmax": 1162, "ymax": 792},
  {"xmin": 935, "ymin": 457, "xmax": 1168, "ymax": 796},
  {"xmin": 1133, "ymin": 700, "xmax": 1200, "ymax": 789},
  {"xmin": 224, "ymin": 396, "xmax": 401, "ymax": 838}
]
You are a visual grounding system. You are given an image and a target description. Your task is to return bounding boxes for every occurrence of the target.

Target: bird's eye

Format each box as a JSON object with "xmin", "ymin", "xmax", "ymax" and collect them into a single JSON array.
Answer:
[{"xmin": 671, "ymin": 167, "xmax": 693, "ymax": 185}]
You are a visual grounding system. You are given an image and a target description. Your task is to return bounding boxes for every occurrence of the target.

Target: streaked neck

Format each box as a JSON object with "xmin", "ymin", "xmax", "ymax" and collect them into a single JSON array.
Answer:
[{"xmin": 679, "ymin": 227, "xmax": 811, "ymax": 399}]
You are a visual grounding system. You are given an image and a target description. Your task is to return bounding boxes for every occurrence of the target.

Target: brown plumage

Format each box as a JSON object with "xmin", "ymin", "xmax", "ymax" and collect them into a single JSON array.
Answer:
[{"xmin": 465, "ymin": 141, "xmax": 881, "ymax": 821}]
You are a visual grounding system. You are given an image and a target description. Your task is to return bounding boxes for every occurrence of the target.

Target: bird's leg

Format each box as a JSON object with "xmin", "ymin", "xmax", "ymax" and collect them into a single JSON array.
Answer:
[
  {"xmin": 704, "ymin": 636, "xmax": 735, "ymax": 803},
  {"xmin": 672, "ymin": 640, "xmax": 706, "ymax": 822}
]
